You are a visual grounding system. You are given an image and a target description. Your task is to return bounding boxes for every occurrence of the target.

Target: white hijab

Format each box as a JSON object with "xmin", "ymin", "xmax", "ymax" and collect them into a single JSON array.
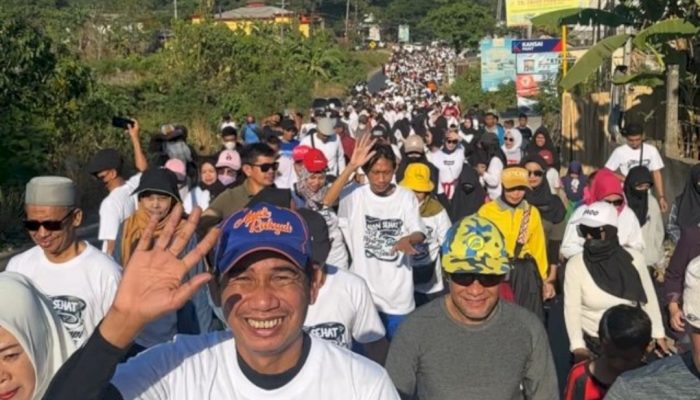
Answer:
[
  {"xmin": 501, "ymin": 128, "xmax": 523, "ymax": 165},
  {"xmin": 0, "ymin": 272, "xmax": 76, "ymax": 399}
]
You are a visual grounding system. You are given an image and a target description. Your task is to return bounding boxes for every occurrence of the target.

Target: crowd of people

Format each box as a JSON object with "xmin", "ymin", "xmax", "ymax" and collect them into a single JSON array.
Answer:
[{"xmin": 2, "ymin": 43, "xmax": 700, "ymax": 400}]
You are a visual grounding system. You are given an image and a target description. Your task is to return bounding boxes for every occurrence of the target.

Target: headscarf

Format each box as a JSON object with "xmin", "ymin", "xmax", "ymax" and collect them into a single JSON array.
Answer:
[
  {"xmin": 0, "ymin": 272, "xmax": 76, "ymax": 399},
  {"xmin": 522, "ymin": 155, "xmax": 566, "ymax": 224},
  {"xmin": 526, "ymin": 126, "xmax": 561, "ymax": 171},
  {"xmin": 562, "ymin": 161, "xmax": 587, "ymax": 202},
  {"xmin": 584, "ymin": 168, "xmax": 624, "ymax": 213},
  {"xmin": 582, "ymin": 226, "xmax": 648, "ymax": 303},
  {"xmin": 198, "ymin": 157, "xmax": 226, "ymax": 199},
  {"xmin": 438, "ymin": 164, "xmax": 486, "ymax": 222},
  {"xmin": 502, "ymin": 128, "xmax": 523, "ymax": 165},
  {"xmin": 675, "ymin": 164, "xmax": 700, "ymax": 229},
  {"xmin": 624, "ymin": 166, "xmax": 653, "ymax": 226},
  {"xmin": 294, "ymin": 167, "xmax": 329, "ymax": 211}
]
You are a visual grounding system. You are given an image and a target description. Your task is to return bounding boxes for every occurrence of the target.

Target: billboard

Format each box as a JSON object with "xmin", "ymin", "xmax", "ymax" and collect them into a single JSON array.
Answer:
[
  {"xmin": 398, "ymin": 24, "xmax": 410, "ymax": 43},
  {"xmin": 505, "ymin": 0, "xmax": 581, "ymax": 27},
  {"xmin": 479, "ymin": 37, "xmax": 516, "ymax": 92},
  {"xmin": 511, "ymin": 39, "xmax": 562, "ymax": 108}
]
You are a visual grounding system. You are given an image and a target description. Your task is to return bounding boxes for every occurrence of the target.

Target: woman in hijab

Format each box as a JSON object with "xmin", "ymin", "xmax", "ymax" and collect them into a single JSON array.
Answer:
[
  {"xmin": 197, "ymin": 156, "xmax": 226, "ymax": 200},
  {"xmin": 561, "ymin": 161, "xmax": 587, "ymax": 219},
  {"xmin": 667, "ymin": 164, "xmax": 700, "ymax": 244},
  {"xmin": 502, "ymin": 128, "xmax": 524, "ymax": 165},
  {"xmin": 114, "ymin": 168, "xmax": 212, "ymax": 355},
  {"xmin": 0, "ymin": 272, "xmax": 75, "ymax": 400},
  {"xmin": 526, "ymin": 126, "xmax": 561, "ymax": 171},
  {"xmin": 438, "ymin": 163, "xmax": 486, "ymax": 223},
  {"xmin": 624, "ymin": 166, "xmax": 664, "ymax": 268},
  {"xmin": 564, "ymin": 202, "xmax": 666, "ymax": 363},
  {"xmin": 478, "ymin": 138, "xmax": 506, "ymax": 200},
  {"xmin": 560, "ymin": 168, "xmax": 645, "ymax": 260}
]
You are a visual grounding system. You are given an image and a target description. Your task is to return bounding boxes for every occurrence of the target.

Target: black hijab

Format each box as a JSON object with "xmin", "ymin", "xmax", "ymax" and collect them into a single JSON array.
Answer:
[
  {"xmin": 675, "ymin": 164, "xmax": 700, "ymax": 229},
  {"xmin": 624, "ymin": 166, "xmax": 653, "ymax": 227},
  {"xmin": 438, "ymin": 164, "xmax": 486, "ymax": 223},
  {"xmin": 522, "ymin": 155, "xmax": 566, "ymax": 224},
  {"xmin": 197, "ymin": 157, "xmax": 226, "ymax": 199},
  {"xmin": 526, "ymin": 126, "xmax": 561, "ymax": 171},
  {"xmin": 583, "ymin": 226, "xmax": 648, "ymax": 303}
]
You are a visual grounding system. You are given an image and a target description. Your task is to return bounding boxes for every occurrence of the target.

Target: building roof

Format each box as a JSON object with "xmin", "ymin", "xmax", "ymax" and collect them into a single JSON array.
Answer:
[{"xmin": 215, "ymin": 2, "xmax": 294, "ymax": 20}]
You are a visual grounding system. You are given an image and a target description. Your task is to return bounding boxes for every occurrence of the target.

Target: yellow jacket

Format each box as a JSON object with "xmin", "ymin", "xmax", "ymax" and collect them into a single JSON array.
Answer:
[{"xmin": 478, "ymin": 199, "xmax": 549, "ymax": 280}]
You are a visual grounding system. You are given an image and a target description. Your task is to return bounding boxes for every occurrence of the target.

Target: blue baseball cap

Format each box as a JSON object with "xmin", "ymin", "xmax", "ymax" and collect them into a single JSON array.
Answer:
[{"xmin": 215, "ymin": 203, "xmax": 312, "ymax": 278}]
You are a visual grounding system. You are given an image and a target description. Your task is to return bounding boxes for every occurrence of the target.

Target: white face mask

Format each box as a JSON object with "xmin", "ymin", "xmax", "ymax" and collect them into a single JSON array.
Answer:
[{"xmin": 223, "ymin": 141, "xmax": 236, "ymax": 151}]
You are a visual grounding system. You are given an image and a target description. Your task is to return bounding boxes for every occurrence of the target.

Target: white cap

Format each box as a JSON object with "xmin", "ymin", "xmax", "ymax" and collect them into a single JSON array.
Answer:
[
  {"xmin": 684, "ymin": 257, "xmax": 700, "ymax": 329},
  {"xmin": 571, "ymin": 201, "xmax": 618, "ymax": 228}
]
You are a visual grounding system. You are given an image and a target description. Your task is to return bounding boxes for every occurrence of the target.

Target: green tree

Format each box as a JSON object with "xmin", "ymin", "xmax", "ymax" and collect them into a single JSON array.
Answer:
[{"xmin": 418, "ymin": 0, "xmax": 495, "ymax": 52}]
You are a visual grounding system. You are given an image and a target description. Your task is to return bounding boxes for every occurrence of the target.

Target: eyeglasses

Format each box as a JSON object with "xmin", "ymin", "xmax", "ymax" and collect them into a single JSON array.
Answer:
[
  {"xmin": 578, "ymin": 225, "xmax": 604, "ymax": 240},
  {"xmin": 505, "ymin": 137, "xmax": 514, "ymax": 142},
  {"xmin": 528, "ymin": 170, "xmax": 544, "ymax": 177},
  {"xmin": 448, "ymin": 273, "xmax": 504, "ymax": 288},
  {"xmin": 605, "ymin": 198, "xmax": 624, "ymax": 207},
  {"xmin": 23, "ymin": 210, "xmax": 74, "ymax": 231},
  {"xmin": 446, "ymin": 139, "xmax": 459, "ymax": 145},
  {"xmin": 251, "ymin": 162, "xmax": 279, "ymax": 173}
]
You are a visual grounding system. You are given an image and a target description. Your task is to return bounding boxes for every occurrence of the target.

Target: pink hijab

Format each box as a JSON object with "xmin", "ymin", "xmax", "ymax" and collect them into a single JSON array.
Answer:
[{"xmin": 584, "ymin": 168, "xmax": 625, "ymax": 213}]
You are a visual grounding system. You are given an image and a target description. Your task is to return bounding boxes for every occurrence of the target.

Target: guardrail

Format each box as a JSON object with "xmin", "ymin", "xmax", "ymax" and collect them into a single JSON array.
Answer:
[{"xmin": 0, "ymin": 223, "xmax": 99, "ymax": 271}]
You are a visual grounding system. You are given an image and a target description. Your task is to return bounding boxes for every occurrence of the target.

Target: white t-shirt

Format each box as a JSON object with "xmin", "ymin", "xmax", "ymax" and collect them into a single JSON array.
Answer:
[
  {"xmin": 183, "ymin": 187, "xmax": 211, "ymax": 214},
  {"xmin": 275, "ymin": 155, "xmax": 297, "ymax": 189},
  {"xmin": 300, "ymin": 134, "xmax": 346, "ymax": 176},
  {"xmin": 410, "ymin": 208, "xmax": 452, "ymax": 294},
  {"xmin": 112, "ymin": 332, "xmax": 399, "ymax": 400},
  {"xmin": 546, "ymin": 168, "xmax": 561, "ymax": 195},
  {"xmin": 338, "ymin": 185, "xmax": 426, "ymax": 315},
  {"xmin": 560, "ymin": 205, "xmax": 646, "ymax": 260},
  {"xmin": 605, "ymin": 143, "xmax": 665, "ymax": 176},
  {"xmin": 482, "ymin": 157, "xmax": 504, "ymax": 200},
  {"xmin": 305, "ymin": 266, "xmax": 385, "ymax": 349},
  {"xmin": 6, "ymin": 243, "xmax": 121, "ymax": 346},
  {"xmin": 98, "ymin": 173, "xmax": 140, "ymax": 252},
  {"xmin": 428, "ymin": 149, "xmax": 464, "ymax": 199}
]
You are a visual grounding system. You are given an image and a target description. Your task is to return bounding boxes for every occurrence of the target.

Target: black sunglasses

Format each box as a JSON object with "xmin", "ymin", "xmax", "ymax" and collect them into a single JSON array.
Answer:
[
  {"xmin": 528, "ymin": 170, "xmax": 544, "ymax": 177},
  {"xmin": 448, "ymin": 273, "xmax": 504, "ymax": 288},
  {"xmin": 578, "ymin": 225, "xmax": 604, "ymax": 240},
  {"xmin": 505, "ymin": 137, "xmax": 515, "ymax": 142},
  {"xmin": 605, "ymin": 198, "xmax": 624, "ymax": 207},
  {"xmin": 251, "ymin": 162, "xmax": 279, "ymax": 173},
  {"xmin": 23, "ymin": 210, "xmax": 75, "ymax": 231},
  {"xmin": 446, "ymin": 139, "xmax": 459, "ymax": 144}
]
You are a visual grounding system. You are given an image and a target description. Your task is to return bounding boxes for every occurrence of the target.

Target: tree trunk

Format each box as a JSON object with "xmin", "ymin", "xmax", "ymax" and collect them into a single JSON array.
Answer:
[{"xmin": 664, "ymin": 64, "xmax": 680, "ymax": 158}]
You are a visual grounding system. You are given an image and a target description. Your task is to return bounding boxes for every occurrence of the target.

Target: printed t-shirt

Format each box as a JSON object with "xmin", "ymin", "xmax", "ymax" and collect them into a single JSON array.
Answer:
[{"xmin": 604, "ymin": 143, "xmax": 664, "ymax": 176}]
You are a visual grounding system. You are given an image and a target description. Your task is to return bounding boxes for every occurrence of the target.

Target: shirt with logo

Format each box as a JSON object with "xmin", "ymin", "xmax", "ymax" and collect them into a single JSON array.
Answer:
[
  {"xmin": 304, "ymin": 266, "xmax": 385, "ymax": 349},
  {"xmin": 604, "ymin": 143, "xmax": 664, "ymax": 176},
  {"xmin": 6, "ymin": 243, "xmax": 121, "ymax": 346}
]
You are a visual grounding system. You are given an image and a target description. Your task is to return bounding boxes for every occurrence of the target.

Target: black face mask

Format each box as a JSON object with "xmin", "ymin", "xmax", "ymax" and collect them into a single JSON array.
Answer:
[{"xmin": 632, "ymin": 188, "xmax": 649, "ymax": 198}]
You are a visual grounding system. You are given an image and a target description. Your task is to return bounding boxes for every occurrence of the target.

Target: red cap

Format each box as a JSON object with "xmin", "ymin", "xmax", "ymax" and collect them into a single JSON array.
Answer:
[
  {"xmin": 292, "ymin": 145, "xmax": 312, "ymax": 162},
  {"xmin": 303, "ymin": 148, "xmax": 328, "ymax": 173}
]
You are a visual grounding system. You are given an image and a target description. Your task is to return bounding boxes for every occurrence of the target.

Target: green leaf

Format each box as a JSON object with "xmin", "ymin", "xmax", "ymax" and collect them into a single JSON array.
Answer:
[
  {"xmin": 612, "ymin": 72, "xmax": 664, "ymax": 87},
  {"xmin": 531, "ymin": 8, "xmax": 632, "ymax": 30},
  {"xmin": 632, "ymin": 18, "xmax": 700, "ymax": 49},
  {"xmin": 560, "ymin": 34, "xmax": 631, "ymax": 90}
]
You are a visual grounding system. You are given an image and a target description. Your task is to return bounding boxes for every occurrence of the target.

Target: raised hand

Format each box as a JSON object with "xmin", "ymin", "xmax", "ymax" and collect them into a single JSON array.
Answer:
[
  {"xmin": 100, "ymin": 205, "xmax": 220, "ymax": 348},
  {"xmin": 349, "ymin": 133, "xmax": 377, "ymax": 170}
]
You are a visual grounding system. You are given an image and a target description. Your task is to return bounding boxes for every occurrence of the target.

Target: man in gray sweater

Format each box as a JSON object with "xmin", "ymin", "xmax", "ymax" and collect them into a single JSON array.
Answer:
[{"xmin": 385, "ymin": 215, "xmax": 558, "ymax": 400}]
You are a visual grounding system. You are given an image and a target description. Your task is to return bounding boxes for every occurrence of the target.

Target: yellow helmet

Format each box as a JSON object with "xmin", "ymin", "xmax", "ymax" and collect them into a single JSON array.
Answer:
[{"xmin": 441, "ymin": 215, "xmax": 510, "ymax": 275}]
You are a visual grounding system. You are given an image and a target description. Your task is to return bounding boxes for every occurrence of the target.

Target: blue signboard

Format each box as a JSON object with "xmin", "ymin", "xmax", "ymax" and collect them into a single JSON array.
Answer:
[
  {"xmin": 512, "ymin": 39, "xmax": 562, "ymax": 54},
  {"xmin": 480, "ymin": 37, "xmax": 516, "ymax": 92}
]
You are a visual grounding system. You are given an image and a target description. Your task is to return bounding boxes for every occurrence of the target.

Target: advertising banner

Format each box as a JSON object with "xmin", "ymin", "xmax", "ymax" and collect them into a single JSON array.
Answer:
[
  {"xmin": 479, "ymin": 37, "xmax": 516, "ymax": 92},
  {"xmin": 512, "ymin": 39, "xmax": 562, "ymax": 108},
  {"xmin": 505, "ymin": 0, "xmax": 581, "ymax": 27},
  {"xmin": 398, "ymin": 24, "xmax": 410, "ymax": 43}
]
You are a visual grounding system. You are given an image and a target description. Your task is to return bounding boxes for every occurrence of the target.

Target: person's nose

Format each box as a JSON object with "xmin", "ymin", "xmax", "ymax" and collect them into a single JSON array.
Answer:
[{"xmin": 248, "ymin": 280, "xmax": 281, "ymax": 312}]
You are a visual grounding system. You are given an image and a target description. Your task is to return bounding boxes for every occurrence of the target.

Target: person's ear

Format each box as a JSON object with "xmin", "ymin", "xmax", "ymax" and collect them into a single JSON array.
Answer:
[
  {"xmin": 308, "ymin": 265, "xmax": 324, "ymax": 305},
  {"xmin": 71, "ymin": 208, "xmax": 84, "ymax": 228},
  {"xmin": 242, "ymin": 164, "xmax": 253, "ymax": 177},
  {"xmin": 107, "ymin": 169, "xmax": 118, "ymax": 181}
]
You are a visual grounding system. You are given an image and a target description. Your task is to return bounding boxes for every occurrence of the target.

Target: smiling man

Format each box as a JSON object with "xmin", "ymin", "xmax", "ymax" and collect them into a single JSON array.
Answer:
[
  {"xmin": 43, "ymin": 203, "xmax": 398, "ymax": 400},
  {"xmin": 6, "ymin": 176, "xmax": 121, "ymax": 346},
  {"xmin": 385, "ymin": 215, "xmax": 558, "ymax": 400}
]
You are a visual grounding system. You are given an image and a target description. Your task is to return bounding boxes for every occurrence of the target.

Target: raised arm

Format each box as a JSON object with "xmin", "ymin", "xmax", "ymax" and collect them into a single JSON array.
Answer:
[
  {"xmin": 128, "ymin": 119, "xmax": 148, "ymax": 172},
  {"xmin": 322, "ymin": 134, "xmax": 376, "ymax": 207}
]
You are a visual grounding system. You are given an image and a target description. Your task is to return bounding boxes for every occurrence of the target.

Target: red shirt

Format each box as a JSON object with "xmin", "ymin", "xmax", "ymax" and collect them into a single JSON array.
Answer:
[{"xmin": 564, "ymin": 361, "xmax": 610, "ymax": 400}]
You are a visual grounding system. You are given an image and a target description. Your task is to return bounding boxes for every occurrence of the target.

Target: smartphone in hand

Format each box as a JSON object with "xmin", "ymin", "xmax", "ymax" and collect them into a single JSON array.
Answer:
[{"xmin": 112, "ymin": 116, "xmax": 134, "ymax": 129}]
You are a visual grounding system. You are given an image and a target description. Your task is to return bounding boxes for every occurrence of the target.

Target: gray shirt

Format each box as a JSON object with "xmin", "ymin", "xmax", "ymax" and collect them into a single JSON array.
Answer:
[
  {"xmin": 605, "ymin": 352, "xmax": 700, "ymax": 399},
  {"xmin": 385, "ymin": 298, "xmax": 558, "ymax": 400}
]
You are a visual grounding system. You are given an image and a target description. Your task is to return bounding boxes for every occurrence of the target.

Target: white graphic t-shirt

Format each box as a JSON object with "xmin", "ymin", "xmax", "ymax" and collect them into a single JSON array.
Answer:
[
  {"xmin": 304, "ymin": 266, "xmax": 385, "ymax": 349},
  {"xmin": 605, "ymin": 143, "xmax": 664, "ymax": 176},
  {"xmin": 338, "ymin": 185, "xmax": 426, "ymax": 314},
  {"xmin": 6, "ymin": 243, "xmax": 121, "ymax": 346},
  {"xmin": 112, "ymin": 332, "xmax": 399, "ymax": 400},
  {"xmin": 428, "ymin": 149, "xmax": 464, "ymax": 199},
  {"xmin": 98, "ymin": 173, "xmax": 140, "ymax": 252}
]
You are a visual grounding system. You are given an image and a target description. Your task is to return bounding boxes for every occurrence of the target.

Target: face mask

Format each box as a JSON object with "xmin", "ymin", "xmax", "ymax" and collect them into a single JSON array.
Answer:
[
  {"xmin": 223, "ymin": 141, "xmax": 236, "ymax": 151},
  {"xmin": 462, "ymin": 183, "xmax": 475, "ymax": 194},
  {"xmin": 218, "ymin": 174, "xmax": 235, "ymax": 186}
]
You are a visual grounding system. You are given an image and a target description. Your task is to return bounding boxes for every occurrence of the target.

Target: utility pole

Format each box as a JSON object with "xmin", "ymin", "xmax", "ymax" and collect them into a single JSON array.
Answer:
[
  {"xmin": 345, "ymin": 0, "xmax": 350, "ymax": 40},
  {"xmin": 174, "ymin": 0, "xmax": 178, "ymax": 19},
  {"xmin": 665, "ymin": 65, "xmax": 680, "ymax": 158}
]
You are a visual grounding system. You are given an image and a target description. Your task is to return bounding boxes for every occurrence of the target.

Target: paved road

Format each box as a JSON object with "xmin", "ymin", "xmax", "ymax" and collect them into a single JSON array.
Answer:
[{"xmin": 367, "ymin": 68, "xmax": 388, "ymax": 94}]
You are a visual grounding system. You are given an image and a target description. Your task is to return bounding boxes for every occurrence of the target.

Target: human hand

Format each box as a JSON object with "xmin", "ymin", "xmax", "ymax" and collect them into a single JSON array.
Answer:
[
  {"xmin": 127, "ymin": 119, "xmax": 140, "ymax": 140},
  {"xmin": 542, "ymin": 282, "xmax": 556, "ymax": 300},
  {"xmin": 392, "ymin": 236, "xmax": 418, "ymax": 255},
  {"xmin": 572, "ymin": 348, "xmax": 592, "ymax": 364},
  {"xmin": 349, "ymin": 133, "xmax": 377, "ymax": 169},
  {"xmin": 100, "ymin": 205, "xmax": 220, "ymax": 348},
  {"xmin": 658, "ymin": 196, "xmax": 669, "ymax": 213},
  {"xmin": 669, "ymin": 302, "xmax": 685, "ymax": 332},
  {"xmin": 653, "ymin": 337, "xmax": 673, "ymax": 358}
]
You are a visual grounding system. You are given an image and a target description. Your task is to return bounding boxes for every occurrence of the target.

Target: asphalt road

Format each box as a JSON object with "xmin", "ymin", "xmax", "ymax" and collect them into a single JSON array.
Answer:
[{"xmin": 367, "ymin": 68, "xmax": 388, "ymax": 94}]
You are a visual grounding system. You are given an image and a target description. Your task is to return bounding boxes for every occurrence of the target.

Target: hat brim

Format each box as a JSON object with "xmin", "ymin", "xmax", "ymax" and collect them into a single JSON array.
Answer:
[
  {"xmin": 502, "ymin": 183, "xmax": 530, "ymax": 190},
  {"xmin": 132, "ymin": 187, "xmax": 182, "ymax": 203},
  {"xmin": 399, "ymin": 179, "xmax": 434, "ymax": 193},
  {"xmin": 217, "ymin": 242, "xmax": 310, "ymax": 280},
  {"xmin": 570, "ymin": 217, "xmax": 611, "ymax": 229}
]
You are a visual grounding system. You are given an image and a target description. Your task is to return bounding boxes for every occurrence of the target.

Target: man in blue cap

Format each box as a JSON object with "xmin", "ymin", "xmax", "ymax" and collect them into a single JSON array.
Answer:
[{"xmin": 44, "ymin": 203, "xmax": 398, "ymax": 399}]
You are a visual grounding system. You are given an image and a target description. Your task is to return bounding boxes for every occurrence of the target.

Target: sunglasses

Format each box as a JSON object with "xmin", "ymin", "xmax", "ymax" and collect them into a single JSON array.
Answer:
[
  {"xmin": 605, "ymin": 198, "xmax": 624, "ymax": 207},
  {"xmin": 23, "ymin": 210, "xmax": 74, "ymax": 231},
  {"xmin": 505, "ymin": 137, "xmax": 514, "ymax": 142},
  {"xmin": 446, "ymin": 139, "xmax": 459, "ymax": 144},
  {"xmin": 252, "ymin": 162, "xmax": 279, "ymax": 173},
  {"xmin": 578, "ymin": 225, "xmax": 604, "ymax": 240},
  {"xmin": 448, "ymin": 273, "xmax": 504, "ymax": 288},
  {"xmin": 528, "ymin": 170, "xmax": 544, "ymax": 177}
]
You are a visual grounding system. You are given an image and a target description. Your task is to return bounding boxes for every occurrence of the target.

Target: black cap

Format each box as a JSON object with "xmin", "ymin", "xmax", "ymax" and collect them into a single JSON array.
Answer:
[
  {"xmin": 334, "ymin": 119, "xmax": 345, "ymax": 129},
  {"xmin": 221, "ymin": 126, "xmax": 238, "ymax": 137},
  {"xmin": 132, "ymin": 168, "xmax": 181, "ymax": 202},
  {"xmin": 296, "ymin": 208, "xmax": 330, "ymax": 266},
  {"xmin": 280, "ymin": 119, "xmax": 297, "ymax": 132},
  {"xmin": 86, "ymin": 149, "xmax": 122, "ymax": 175},
  {"xmin": 622, "ymin": 123, "xmax": 643, "ymax": 137}
]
